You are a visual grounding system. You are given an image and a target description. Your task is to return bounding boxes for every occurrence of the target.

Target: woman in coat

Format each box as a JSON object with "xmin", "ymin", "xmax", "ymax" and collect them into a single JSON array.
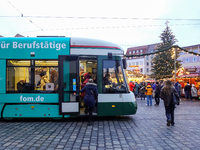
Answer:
[
  {"xmin": 191, "ymin": 84, "xmax": 197, "ymax": 101},
  {"xmin": 160, "ymin": 80, "xmax": 179, "ymax": 126},
  {"xmin": 80, "ymin": 78, "xmax": 98, "ymax": 126}
]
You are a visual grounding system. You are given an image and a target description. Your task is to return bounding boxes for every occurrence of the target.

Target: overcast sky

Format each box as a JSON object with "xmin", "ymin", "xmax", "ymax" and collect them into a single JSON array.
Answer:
[{"xmin": 0, "ymin": 0, "xmax": 200, "ymax": 52}]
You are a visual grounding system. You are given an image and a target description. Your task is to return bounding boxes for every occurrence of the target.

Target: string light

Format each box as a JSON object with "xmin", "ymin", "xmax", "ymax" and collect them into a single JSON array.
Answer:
[{"xmin": 125, "ymin": 45, "xmax": 200, "ymax": 57}]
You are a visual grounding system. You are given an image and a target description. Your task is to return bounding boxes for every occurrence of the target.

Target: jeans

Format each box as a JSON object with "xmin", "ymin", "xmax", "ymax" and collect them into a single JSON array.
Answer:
[
  {"xmin": 140, "ymin": 93, "xmax": 145, "ymax": 100},
  {"xmin": 185, "ymin": 91, "xmax": 190, "ymax": 100},
  {"xmin": 165, "ymin": 105, "xmax": 175, "ymax": 124},
  {"xmin": 146, "ymin": 95, "xmax": 152, "ymax": 106},
  {"xmin": 178, "ymin": 91, "xmax": 181, "ymax": 98}
]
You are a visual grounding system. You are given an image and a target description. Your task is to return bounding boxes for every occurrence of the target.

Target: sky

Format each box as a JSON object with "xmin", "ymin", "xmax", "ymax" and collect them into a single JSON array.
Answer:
[{"xmin": 0, "ymin": 0, "xmax": 200, "ymax": 53}]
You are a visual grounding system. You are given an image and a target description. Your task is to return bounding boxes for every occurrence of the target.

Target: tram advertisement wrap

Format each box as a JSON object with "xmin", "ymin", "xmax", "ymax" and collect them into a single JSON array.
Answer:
[{"xmin": 20, "ymin": 95, "xmax": 44, "ymax": 102}]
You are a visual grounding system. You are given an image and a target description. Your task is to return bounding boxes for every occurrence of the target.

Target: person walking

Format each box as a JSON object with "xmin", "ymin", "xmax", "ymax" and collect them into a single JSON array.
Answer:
[
  {"xmin": 152, "ymin": 82, "xmax": 156, "ymax": 98},
  {"xmin": 184, "ymin": 82, "xmax": 191, "ymax": 100},
  {"xmin": 134, "ymin": 82, "xmax": 140, "ymax": 98},
  {"xmin": 129, "ymin": 81, "xmax": 135, "ymax": 93},
  {"xmin": 154, "ymin": 82, "xmax": 161, "ymax": 106},
  {"xmin": 80, "ymin": 78, "xmax": 98, "ymax": 126},
  {"xmin": 175, "ymin": 81, "xmax": 181, "ymax": 98},
  {"xmin": 145, "ymin": 82, "xmax": 153, "ymax": 106},
  {"xmin": 191, "ymin": 84, "xmax": 197, "ymax": 101},
  {"xmin": 139, "ymin": 82, "xmax": 146, "ymax": 100},
  {"xmin": 160, "ymin": 80, "xmax": 179, "ymax": 126}
]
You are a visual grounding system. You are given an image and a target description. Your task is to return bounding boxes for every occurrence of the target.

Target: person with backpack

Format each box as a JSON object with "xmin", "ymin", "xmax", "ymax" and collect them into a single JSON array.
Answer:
[
  {"xmin": 160, "ymin": 80, "xmax": 179, "ymax": 126},
  {"xmin": 80, "ymin": 78, "xmax": 98, "ymax": 126},
  {"xmin": 175, "ymin": 81, "xmax": 181, "ymax": 98}
]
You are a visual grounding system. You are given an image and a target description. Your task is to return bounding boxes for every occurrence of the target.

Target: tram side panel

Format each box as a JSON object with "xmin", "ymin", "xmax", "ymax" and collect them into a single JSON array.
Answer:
[{"xmin": 0, "ymin": 60, "xmax": 6, "ymax": 118}]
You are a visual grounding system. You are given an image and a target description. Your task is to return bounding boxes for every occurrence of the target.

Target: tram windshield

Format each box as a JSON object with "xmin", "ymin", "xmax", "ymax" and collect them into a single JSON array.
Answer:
[{"xmin": 102, "ymin": 60, "xmax": 128, "ymax": 93}]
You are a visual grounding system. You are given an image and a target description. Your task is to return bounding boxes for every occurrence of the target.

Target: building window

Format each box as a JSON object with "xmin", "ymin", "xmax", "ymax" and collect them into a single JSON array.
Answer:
[
  {"xmin": 147, "ymin": 68, "xmax": 149, "ymax": 72},
  {"xmin": 150, "ymin": 50, "xmax": 154, "ymax": 53},
  {"xmin": 140, "ymin": 50, "xmax": 143, "ymax": 53},
  {"xmin": 147, "ymin": 62, "xmax": 149, "ymax": 66},
  {"xmin": 136, "ymin": 62, "xmax": 139, "ymax": 66},
  {"xmin": 180, "ymin": 52, "xmax": 184, "ymax": 55},
  {"xmin": 140, "ymin": 61, "xmax": 143, "ymax": 65},
  {"xmin": 151, "ymin": 62, "xmax": 153, "ymax": 65},
  {"xmin": 140, "ymin": 68, "xmax": 143, "ymax": 73},
  {"xmin": 192, "ymin": 57, "xmax": 197, "ymax": 62},
  {"xmin": 136, "ymin": 50, "xmax": 139, "ymax": 53},
  {"xmin": 133, "ymin": 51, "xmax": 135, "ymax": 54},
  {"xmin": 185, "ymin": 58, "xmax": 190, "ymax": 62},
  {"xmin": 194, "ymin": 49, "xmax": 198, "ymax": 53},
  {"xmin": 129, "ymin": 51, "xmax": 132, "ymax": 54},
  {"xmin": 7, "ymin": 60, "xmax": 59, "ymax": 93},
  {"xmin": 146, "ymin": 56, "xmax": 149, "ymax": 60},
  {"xmin": 132, "ymin": 62, "xmax": 135, "ymax": 65}
]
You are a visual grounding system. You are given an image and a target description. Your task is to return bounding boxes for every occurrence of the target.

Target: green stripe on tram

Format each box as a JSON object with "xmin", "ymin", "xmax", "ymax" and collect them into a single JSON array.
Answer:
[{"xmin": 98, "ymin": 102, "xmax": 137, "ymax": 116}]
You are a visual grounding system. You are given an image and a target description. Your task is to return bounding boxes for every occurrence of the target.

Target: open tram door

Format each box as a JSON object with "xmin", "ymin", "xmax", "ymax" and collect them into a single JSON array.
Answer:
[{"xmin": 58, "ymin": 55, "xmax": 80, "ymax": 115}]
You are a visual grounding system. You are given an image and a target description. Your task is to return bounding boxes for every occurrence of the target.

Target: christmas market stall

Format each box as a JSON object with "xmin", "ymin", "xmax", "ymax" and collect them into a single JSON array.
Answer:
[
  {"xmin": 126, "ymin": 66, "xmax": 147, "ymax": 83},
  {"xmin": 175, "ymin": 67, "xmax": 200, "ymax": 97}
]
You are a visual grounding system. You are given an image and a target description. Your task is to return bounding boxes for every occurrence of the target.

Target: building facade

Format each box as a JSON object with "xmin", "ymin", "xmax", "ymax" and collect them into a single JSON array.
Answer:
[
  {"xmin": 126, "ymin": 43, "xmax": 200, "ymax": 77},
  {"xmin": 177, "ymin": 44, "xmax": 200, "ymax": 77},
  {"xmin": 126, "ymin": 44, "xmax": 157, "ymax": 75}
]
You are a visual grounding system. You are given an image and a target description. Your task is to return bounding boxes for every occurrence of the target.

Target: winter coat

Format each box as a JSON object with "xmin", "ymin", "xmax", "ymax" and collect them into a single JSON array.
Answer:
[
  {"xmin": 40, "ymin": 76, "xmax": 49, "ymax": 90},
  {"xmin": 140, "ymin": 86, "xmax": 146, "ymax": 94},
  {"xmin": 17, "ymin": 82, "xmax": 25, "ymax": 92},
  {"xmin": 184, "ymin": 84, "xmax": 191, "ymax": 92},
  {"xmin": 152, "ymin": 83, "xmax": 156, "ymax": 90},
  {"xmin": 155, "ymin": 84, "xmax": 161, "ymax": 96},
  {"xmin": 134, "ymin": 83, "xmax": 140, "ymax": 94},
  {"xmin": 80, "ymin": 83, "xmax": 98, "ymax": 107},
  {"xmin": 191, "ymin": 86, "xmax": 198, "ymax": 97},
  {"xmin": 129, "ymin": 82, "xmax": 135, "ymax": 92},
  {"xmin": 160, "ymin": 87, "xmax": 179, "ymax": 106},
  {"xmin": 145, "ymin": 85, "xmax": 153, "ymax": 95},
  {"xmin": 175, "ymin": 82, "xmax": 181, "ymax": 92}
]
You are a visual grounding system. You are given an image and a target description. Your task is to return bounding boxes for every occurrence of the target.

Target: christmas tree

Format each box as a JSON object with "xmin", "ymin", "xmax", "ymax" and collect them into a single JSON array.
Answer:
[{"xmin": 151, "ymin": 21, "xmax": 182, "ymax": 80}]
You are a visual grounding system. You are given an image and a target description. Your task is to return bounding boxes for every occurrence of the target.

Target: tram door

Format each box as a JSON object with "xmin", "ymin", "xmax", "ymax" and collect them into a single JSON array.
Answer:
[{"xmin": 58, "ymin": 55, "xmax": 80, "ymax": 115}]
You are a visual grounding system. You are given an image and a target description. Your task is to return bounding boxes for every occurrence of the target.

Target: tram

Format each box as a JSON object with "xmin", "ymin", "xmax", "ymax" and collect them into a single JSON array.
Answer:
[{"xmin": 0, "ymin": 37, "xmax": 137, "ymax": 120}]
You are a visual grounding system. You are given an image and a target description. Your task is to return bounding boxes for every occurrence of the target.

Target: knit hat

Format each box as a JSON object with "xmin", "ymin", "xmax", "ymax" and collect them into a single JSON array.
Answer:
[{"xmin": 88, "ymin": 78, "xmax": 93, "ymax": 83}]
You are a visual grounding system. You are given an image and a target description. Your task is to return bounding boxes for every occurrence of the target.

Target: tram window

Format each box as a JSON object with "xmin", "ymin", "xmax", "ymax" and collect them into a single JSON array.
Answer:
[
  {"xmin": 35, "ymin": 60, "xmax": 58, "ymax": 66},
  {"xmin": 102, "ymin": 60, "xmax": 127, "ymax": 93},
  {"xmin": 35, "ymin": 60, "xmax": 58, "ymax": 93},
  {"xmin": 6, "ymin": 60, "xmax": 58, "ymax": 93},
  {"xmin": 35, "ymin": 67, "xmax": 58, "ymax": 92},
  {"xmin": 7, "ymin": 60, "xmax": 31, "ymax": 66},
  {"xmin": 7, "ymin": 68, "xmax": 31, "ymax": 93}
]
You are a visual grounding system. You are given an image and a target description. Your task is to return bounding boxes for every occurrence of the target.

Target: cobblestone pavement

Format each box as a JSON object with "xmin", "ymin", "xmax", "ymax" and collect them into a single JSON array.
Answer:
[{"xmin": 0, "ymin": 98, "xmax": 200, "ymax": 150}]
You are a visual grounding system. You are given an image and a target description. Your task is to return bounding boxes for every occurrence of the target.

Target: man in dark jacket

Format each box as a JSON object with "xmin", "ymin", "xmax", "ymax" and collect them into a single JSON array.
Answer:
[
  {"xmin": 80, "ymin": 78, "xmax": 98, "ymax": 126},
  {"xmin": 154, "ymin": 82, "xmax": 161, "ymax": 106},
  {"xmin": 184, "ymin": 82, "xmax": 191, "ymax": 100}
]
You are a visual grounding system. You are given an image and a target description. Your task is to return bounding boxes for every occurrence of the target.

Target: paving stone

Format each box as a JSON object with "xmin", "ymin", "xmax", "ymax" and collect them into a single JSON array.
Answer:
[{"xmin": 0, "ymin": 99, "xmax": 200, "ymax": 149}]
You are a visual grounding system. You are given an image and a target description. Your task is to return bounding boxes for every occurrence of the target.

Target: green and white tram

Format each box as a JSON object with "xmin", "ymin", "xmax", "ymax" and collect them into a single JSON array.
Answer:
[{"xmin": 0, "ymin": 37, "xmax": 137, "ymax": 120}]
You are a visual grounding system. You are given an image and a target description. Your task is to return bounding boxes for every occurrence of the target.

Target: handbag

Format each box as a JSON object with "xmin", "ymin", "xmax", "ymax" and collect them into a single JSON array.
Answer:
[{"xmin": 172, "ymin": 92, "xmax": 179, "ymax": 105}]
